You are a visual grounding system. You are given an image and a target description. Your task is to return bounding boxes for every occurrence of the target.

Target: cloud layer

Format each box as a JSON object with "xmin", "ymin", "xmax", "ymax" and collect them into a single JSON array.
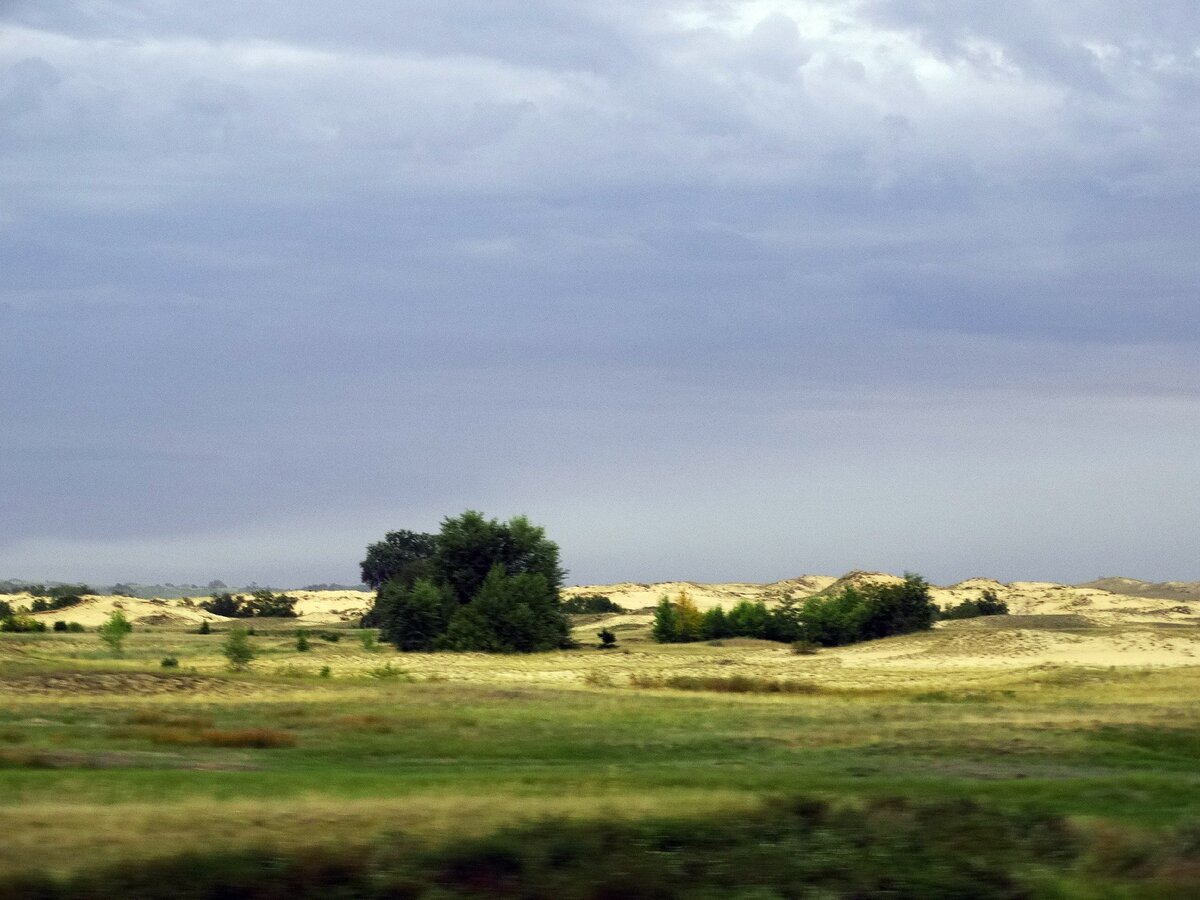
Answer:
[{"xmin": 3, "ymin": 1, "xmax": 1198, "ymax": 585}]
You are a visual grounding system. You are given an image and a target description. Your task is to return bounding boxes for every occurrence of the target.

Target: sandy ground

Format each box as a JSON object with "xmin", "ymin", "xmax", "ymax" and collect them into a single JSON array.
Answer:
[{"xmin": 4, "ymin": 573, "xmax": 1198, "ymax": 680}]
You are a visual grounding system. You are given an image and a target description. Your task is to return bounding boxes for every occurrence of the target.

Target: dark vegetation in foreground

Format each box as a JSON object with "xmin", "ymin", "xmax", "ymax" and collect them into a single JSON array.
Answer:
[{"xmin": 14, "ymin": 794, "xmax": 1193, "ymax": 900}]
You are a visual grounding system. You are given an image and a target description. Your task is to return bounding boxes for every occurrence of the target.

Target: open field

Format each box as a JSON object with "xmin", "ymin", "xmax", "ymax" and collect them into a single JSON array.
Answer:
[{"xmin": 3, "ymin": 590, "xmax": 1200, "ymax": 896}]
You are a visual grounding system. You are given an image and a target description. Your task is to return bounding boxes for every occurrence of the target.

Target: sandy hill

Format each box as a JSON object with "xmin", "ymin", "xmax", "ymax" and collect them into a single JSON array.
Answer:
[
  {"xmin": 1077, "ymin": 577, "xmax": 1200, "ymax": 603},
  {"xmin": 4, "ymin": 574, "xmax": 1197, "ymax": 630},
  {"xmin": 564, "ymin": 573, "xmax": 1200, "ymax": 626},
  {"xmin": 1, "ymin": 589, "xmax": 376, "ymax": 628}
]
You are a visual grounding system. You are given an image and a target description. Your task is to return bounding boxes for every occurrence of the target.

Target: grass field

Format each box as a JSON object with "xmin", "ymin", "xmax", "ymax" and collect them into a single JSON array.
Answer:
[{"xmin": 2, "ymin": 617, "xmax": 1200, "ymax": 896}]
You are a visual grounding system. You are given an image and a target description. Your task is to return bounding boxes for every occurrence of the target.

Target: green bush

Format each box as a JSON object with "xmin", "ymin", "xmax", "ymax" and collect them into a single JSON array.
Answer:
[
  {"xmin": 940, "ymin": 588, "xmax": 1010, "ymax": 620},
  {"xmin": 0, "ymin": 614, "xmax": 46, "ymax": 633},
  {"xmin": 562, "ymin": 593, "xmax": 623, "ymax": 614},
  {"xmin": 200, "ymin": 591, "xmax": 296, "ymax": 619},
  {"xmin": 295, "ymin": 631, "xmax": 310, "ymax": 652},
  {"xmin": 53, "ymin": 620, "xmax": 68, "ymax": 632},
  {"xmin": 98, "ymin": 611, "xmax": 133, "ymax": 655},
  {"xmin": 160, "ymin": 656, "xmax": 179, "ymax": 668},
  {"xmin": 797, "ymin": 573, "xmax": 937, "ymax": 646},
  {"xmin": 597, "ymin": 627, "xmax": 618, "ymax": 649},
  {"xmin": 222, "ymin": 627, "xmax": 255, "ymax": 671}
]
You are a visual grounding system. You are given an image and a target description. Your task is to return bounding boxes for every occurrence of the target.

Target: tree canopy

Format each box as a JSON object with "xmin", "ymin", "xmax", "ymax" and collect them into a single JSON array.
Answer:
[
  {"xmin": 368, "ymin": 511, "xmax": 571, "ymax": 653},
  {"xmin": 359, "ymin": 530, "xmax": 438, "ymax": 590}
]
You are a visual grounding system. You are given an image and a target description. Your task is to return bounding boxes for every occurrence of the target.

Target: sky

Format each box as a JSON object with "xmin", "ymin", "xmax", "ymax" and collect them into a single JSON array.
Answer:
[{"xmin": 2, "ymin": 1, "xmax": 1198, "ymax": 588}]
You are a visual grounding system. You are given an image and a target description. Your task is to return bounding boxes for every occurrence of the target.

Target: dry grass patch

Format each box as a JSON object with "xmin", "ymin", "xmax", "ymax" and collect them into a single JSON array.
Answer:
[{"xmin": 629, "ymin": 673, "xmax": 821, "ymax": 694}]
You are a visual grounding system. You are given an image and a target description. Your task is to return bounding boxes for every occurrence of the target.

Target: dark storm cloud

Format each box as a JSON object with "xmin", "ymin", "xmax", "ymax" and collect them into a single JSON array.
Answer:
[{"xmin": 2, "ymin": 1, "xmax": 1198, "ymax": 584}]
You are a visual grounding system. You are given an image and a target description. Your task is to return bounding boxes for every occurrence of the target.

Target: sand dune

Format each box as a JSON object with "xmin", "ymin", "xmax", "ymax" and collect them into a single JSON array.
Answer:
[{"xmin": 4, "ymin": 573, "xmax": 1196, "ymax": 639}]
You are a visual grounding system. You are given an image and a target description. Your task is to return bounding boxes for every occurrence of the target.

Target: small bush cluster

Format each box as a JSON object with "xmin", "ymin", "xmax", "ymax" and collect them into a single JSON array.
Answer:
[
  {"xmin": 199, "ymin": 590, "xmax": 297, "ymax": 619},
  {"xmin": 561, "ymin": 593, "xmax": 623, "ymax": 614},
  {"xmin": 653, "ymin": 575, "xmax": 938, "ymax": 649},
  {"xmin": 939, "ymin": 588, "xmax": 1010, "ymax": 620},
  {"xmin": 0, "ymin": 613, "xmax": 47, "ymax": 633}
]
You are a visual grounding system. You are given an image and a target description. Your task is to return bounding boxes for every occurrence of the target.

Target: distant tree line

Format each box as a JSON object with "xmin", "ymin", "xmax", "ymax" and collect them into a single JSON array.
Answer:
[{"xmin": 363, "ymin": 511, "xmax": 573, "ymax": 653}]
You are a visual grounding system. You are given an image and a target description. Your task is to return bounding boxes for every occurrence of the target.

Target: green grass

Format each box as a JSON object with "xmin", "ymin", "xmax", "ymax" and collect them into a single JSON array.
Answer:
[{"xmin": 2, "ymin": 626, "xmax": 1200, "ymax": 895}]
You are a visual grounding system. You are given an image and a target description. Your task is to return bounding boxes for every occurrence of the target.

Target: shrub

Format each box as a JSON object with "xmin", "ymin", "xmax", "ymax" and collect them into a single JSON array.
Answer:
[
  {"xmin": 53, "ymin": 620, "xmax": 68, "ymax": 632},
  {"xmin": 367, "ymin": 663, "xmax": 413, "ymax": 680},
  {"xmin": 222, "ymin": 627, "xmax": 255, "ymax": 671},
  {"xmin": 318, "ymin": 666, "xmax": 332, "ymax": 678},
  {"xmin": 67, "ymin": 622, "xmax": 85, "ymax": 633},
  {"xmin": 0, "ymin": 600, "xmax": 11, "ymax": 618},
  {"xmin": 0, "ymin": 615, "xmax": 46, "ymax": 633},
  {"xmin": 797, "ymin": 573, "xmax": 937, "ymax": 647},
  {"xmin": 197, "ymin": 620, "xmax": 211, "ymax": 635},
  {"xmin": 359, "ymin": 631, "xmax": 379, "ymax": 652},
  {"xmin": 295, "ymin": 631, "xmax": 310, "ymax": 652},
  {"xmin": 200, "ymin": 591, "xmax": 296, "ymax": 619},
  {"xmin": 98, "ymin": 611, "xmax": 133, "ymax": 656},
  {"xmin": 940, "ymin": 588, "xmax": 1011, "ymax": 620},
  {"xmin": 597, "ymin": 627, "xmax": 618, "ymax": 649},
  {"xmin": 319, "ymin": 631, "xmax": 341, "ymax": 643},
  {"xmin": 160, "ymin": 656, "xmax": 179, "ymax": 668},
  {"xmin": 562, "ymin": 593, "xmax": 623, "ymax": 614}
]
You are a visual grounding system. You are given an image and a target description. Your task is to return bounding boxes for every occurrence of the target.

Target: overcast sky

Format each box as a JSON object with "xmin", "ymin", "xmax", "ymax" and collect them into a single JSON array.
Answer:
[{"xmin": 2, "ymin": 1, "xmax": 1198, "ymax": 587}]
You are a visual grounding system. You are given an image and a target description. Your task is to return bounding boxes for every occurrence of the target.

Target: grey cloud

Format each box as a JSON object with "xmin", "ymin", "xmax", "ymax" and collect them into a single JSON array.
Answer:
[{"xmin": 2, "ymin": 1, "xmax": 1199, "ymax": 583}]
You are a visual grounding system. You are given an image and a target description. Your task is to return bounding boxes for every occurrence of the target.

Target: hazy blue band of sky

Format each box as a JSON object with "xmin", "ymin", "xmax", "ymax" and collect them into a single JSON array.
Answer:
[{"xmin": 1, "ymin": 1, "xmax": 1198, "ymax": 586}]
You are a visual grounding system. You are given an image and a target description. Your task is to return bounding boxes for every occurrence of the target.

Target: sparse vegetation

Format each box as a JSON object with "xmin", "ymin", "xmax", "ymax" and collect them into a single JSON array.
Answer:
[
  {"xmin": 200, "ymin": 590, "xmax": 297, "ymax": 619},
  {"xmin": 0, "ymin": 614, "xmax": 45, "ymax": 633},
  {"xmin": 562, "ymin": 593, "xmax": 623, "ymax": 614},
  {"xmin": 221, "ymin": 627, "xmax": 255, "ymax": 671},
  {"xmin": 97, "ymin": 611, "xmax": 132, "ymax": 656},
  {"xmin": 940, "ymin": 588, "xmax": 1011, "ymax": 620}
]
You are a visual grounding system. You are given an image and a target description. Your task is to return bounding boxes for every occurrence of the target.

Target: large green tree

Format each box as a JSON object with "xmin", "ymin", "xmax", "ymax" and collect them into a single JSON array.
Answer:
[{"xmin": 367, "ymin": 512, "xmax": 571, "ymax": 653}]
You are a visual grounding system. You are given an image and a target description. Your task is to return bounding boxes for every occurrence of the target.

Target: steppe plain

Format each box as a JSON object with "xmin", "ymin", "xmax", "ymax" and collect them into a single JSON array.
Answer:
[{"xmin": 2, "ymin": 572, "xmax": 1199, "ymax": 896}]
